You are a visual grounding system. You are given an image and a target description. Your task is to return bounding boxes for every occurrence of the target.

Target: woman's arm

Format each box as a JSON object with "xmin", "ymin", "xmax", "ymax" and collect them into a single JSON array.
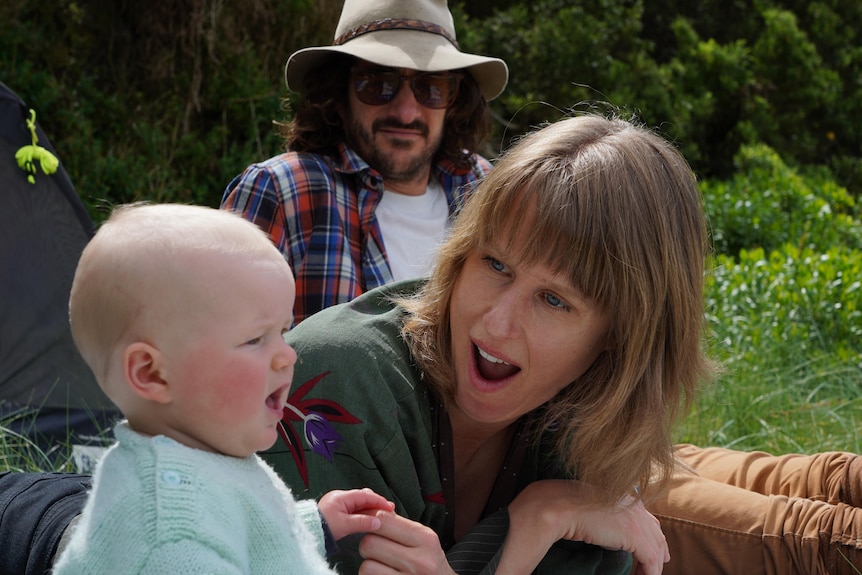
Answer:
[
  {"xmin": 354, "ymin": 479, "xmax": 666, "ymax": 575},
  {"xmin": 501, "ymin": 480, "xmax": 668, "ymax": 575}
]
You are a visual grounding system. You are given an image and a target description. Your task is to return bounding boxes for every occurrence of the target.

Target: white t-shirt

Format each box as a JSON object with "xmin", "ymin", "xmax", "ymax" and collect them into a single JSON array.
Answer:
[{"xmin": 376, "ymin": 179, "xmax": 449, "ymax": 282}]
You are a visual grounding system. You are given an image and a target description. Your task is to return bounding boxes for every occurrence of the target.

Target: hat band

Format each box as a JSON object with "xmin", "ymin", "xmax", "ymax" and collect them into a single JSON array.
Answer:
[{"xmin": 334, "ymin": 18, "xmax": 460, "ymax": 49}]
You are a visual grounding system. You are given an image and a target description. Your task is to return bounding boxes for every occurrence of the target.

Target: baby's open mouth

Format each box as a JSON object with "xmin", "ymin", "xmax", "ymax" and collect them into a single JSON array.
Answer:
[{"xmin": 266, "ymin": 384, "xmax": 290, "ymax": 410}]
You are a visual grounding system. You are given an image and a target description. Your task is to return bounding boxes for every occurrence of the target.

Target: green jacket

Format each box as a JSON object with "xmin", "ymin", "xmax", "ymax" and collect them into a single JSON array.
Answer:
[{"xmin": 265, "ymin": 280, "xmax": 631, "ymax": 575}]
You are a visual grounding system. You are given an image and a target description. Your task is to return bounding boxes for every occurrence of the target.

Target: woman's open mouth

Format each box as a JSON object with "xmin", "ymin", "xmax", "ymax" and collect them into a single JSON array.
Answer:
[{"xmin": 474, "ymin": 344, "xmax": 521, "ymax": 381}]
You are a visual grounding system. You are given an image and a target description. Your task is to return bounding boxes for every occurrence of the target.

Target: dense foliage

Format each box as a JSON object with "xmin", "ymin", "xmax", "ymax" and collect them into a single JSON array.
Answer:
[
  {"xmin": 710, "ymin": 244, "xmax": 862, "ymax": 365},
  {"xmin": 458, "ymin": 0, "xmax": 861, "ymax": 193},
  {"xmin": 703, "ymin": 144, "xmax": 862, "ymax": 257},
  {"xmin": 2, "ymin": 0, "xmax": 861, "ymax": 218},
  {"xmin": 1, "ymin": 0, "xmax": 342, "ymax": 218}
]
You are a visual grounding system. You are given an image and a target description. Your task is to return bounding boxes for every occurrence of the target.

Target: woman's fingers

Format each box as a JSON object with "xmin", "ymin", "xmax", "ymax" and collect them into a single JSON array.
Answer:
[{"xmin": 357, "ymin": 511, "xmax": 454, "ymax": 575}]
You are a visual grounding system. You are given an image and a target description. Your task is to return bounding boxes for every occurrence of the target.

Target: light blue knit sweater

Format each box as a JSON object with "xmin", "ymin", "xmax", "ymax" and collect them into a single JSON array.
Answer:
[{"xmin": 52, "ymin": 422, "xmax": 338, "ymax": 574}]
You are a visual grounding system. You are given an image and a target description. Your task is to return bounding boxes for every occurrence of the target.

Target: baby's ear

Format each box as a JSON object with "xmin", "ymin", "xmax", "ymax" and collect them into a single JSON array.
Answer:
[{"xmin": 123, "ymin": 342, "xmax": 171, "ymax": 403}]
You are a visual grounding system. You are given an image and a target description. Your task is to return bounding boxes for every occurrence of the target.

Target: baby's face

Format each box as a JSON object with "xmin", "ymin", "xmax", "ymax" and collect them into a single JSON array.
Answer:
[{"xmin": 156, "ymin": 252, "xmax": 297, "ymax": 457}]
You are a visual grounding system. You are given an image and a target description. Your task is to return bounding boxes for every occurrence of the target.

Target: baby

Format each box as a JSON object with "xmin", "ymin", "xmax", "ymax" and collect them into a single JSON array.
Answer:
[{"xmin": 53, "ymin": 203, "xmax": 393, "ymax": 574}]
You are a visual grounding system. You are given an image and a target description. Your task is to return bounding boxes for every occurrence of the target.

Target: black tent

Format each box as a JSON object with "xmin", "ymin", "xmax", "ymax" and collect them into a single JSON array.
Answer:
[{"xmin": 0, "ymin": 81, "xmax": 119, "ymax": 458}]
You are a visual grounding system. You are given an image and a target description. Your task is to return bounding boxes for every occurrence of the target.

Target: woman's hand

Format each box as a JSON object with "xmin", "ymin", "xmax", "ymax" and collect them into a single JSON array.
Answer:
[
  {"xmin": 500, "ymin": 479, "xmax": 669, "ymax": 575},
  {"xmin": 357, "ymin": 510, "xmax": 457, "ymax": 575}
]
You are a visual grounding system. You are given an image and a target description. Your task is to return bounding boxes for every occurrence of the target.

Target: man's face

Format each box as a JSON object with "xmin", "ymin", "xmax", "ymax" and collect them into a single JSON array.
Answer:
[{"xmin": 343, "ymin": 64, "xmax": 456, "ymax": 188}]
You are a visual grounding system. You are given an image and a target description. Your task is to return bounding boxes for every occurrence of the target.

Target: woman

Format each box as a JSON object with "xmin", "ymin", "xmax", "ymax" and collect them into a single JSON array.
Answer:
[{"xmin": 266, "ymin": 113, "xmax": 711, "ymax": 574}]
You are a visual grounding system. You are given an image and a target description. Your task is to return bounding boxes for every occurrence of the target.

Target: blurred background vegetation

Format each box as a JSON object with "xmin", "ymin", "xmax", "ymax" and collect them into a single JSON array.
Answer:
[
  {"xmin": 3, "ymin": 0, "xmax": 860, "ymax": 218},
  {"xmin": 2, "ymin": 0, "xmax": 862, "ymax": 466}
]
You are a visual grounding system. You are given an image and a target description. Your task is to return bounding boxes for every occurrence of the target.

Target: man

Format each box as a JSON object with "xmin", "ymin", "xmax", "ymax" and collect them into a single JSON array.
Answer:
[{"xmin": 221, "ymin": 0, "xmax": 507, "ymax": 324}]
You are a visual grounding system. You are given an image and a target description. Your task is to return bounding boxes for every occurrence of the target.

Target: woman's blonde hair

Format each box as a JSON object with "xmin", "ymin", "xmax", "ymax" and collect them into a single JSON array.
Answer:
[{"xmin": 401, "ymin": 113, "xmax": 713, "ymax": 503}]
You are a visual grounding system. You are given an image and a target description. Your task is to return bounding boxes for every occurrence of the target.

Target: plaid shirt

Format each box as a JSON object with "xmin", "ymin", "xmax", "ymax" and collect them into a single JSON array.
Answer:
[{"xmin": 221, "ymin": 143, "xmax": 491, "ymax": 324}]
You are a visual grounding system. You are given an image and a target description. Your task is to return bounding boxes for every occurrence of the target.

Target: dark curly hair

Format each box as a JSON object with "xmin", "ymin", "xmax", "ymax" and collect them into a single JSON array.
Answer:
[{"xmin": 276, "ymin": 55, "xmax": 492, "ymax": 169}]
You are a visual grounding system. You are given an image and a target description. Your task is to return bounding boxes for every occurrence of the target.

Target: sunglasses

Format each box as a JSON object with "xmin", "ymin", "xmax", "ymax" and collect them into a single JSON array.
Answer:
[{"xmin": 351, "ymin": 67, "xmax": 463, "ymax": 109}]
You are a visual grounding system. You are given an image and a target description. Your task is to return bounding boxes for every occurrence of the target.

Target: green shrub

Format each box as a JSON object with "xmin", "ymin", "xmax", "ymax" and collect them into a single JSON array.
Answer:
[
  {"xmin": 702, "ymin": 143, "xmax": 862, "ymax": 257},
  {"xmin": 455, "ymin": 1, "xmax": 862, "ymax": 197},
  {"xmin": 706, "ymin": 245, "xmax": 862, "ymax": 367}
]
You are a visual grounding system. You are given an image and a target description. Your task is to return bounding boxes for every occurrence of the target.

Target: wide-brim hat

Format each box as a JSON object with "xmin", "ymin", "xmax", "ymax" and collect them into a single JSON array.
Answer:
[{"xmin": 285, "ymin": 0, "xmax": 509, "ymax": 102}]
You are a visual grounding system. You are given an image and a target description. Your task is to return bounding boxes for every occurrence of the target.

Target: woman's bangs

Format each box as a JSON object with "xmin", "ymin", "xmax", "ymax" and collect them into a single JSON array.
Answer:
[{"xmin": 480, "ymin": 166, "xmax": 613, "ymax": 306}]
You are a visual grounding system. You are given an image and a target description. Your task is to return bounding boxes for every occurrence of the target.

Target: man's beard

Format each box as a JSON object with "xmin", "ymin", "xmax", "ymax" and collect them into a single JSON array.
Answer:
[{"xmin": 346, "ymin": 117, "xmax": 442, "ymax": 184}]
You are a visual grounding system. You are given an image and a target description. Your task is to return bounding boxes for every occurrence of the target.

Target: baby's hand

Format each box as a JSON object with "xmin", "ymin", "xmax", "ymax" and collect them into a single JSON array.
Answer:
[{"xmin": 318, "ymin": 488, "xmax": 395, "ymax": 540}]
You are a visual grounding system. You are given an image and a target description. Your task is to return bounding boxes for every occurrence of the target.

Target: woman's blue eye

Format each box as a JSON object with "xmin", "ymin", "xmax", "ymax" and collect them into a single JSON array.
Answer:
[
  {"xmin": 544, "ymin": 293, "xmax": 568, "ymax": 310},
  {"xmin": 483, "ymin": 256, "xmax": 506, "ymax": 272}
]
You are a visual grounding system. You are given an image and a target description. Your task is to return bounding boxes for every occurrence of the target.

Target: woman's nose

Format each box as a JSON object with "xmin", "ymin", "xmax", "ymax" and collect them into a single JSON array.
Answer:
[{"xmin": 483, "ymin": 289, "xmax": 522, "ymax": 339}]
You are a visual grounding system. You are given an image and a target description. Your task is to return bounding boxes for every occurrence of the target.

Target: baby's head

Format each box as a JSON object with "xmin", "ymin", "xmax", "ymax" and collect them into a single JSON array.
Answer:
[{"xmin": 69, "ymin": 203, "xmax": 297, "ymax": 457}]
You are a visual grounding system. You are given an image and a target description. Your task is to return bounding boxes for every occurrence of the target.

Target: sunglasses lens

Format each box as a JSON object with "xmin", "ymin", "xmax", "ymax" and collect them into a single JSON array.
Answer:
[
  {"xmin": 353, "ymin": 71, "xmax": 401, "ymax": 106},
  {"xmin": 352, "ymin": 69, "xmax": 460, "ymax": 109},
  {"xmin": 413, "ymin": 74, "xmax": 459, "ymax": 109}
]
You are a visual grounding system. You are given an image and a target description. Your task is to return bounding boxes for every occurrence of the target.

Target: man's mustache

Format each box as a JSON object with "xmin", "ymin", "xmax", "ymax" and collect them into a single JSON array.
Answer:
[{"xmin": 372, "ymin": 119, "xmax": 429, "ymax": 137}]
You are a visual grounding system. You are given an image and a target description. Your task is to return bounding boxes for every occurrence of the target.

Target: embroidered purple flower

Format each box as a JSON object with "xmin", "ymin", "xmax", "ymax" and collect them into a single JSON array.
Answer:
[
  {"xmin": 285, "ymin": 403, "xmax": 343, "ymax": 461},
  {"xmin": 278, "ymin": 371, "xmax": 362, "ymax": 488}
]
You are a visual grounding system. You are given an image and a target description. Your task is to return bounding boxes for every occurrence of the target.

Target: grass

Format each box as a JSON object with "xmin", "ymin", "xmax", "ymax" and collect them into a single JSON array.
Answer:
[
  {"xmin": 0, "ymin": 426, "xmax": 58, "ymax": 471},
  {"xmin": 0, "ymin": 408, "xmax": 113, "ymax": 473},
  {"xmin": 0, "ymin": 421, "xmax": 74, "ymax": 472},
  {"xmin": 676, "ymin": 356, "xmax": 862, "ymax": 454}
]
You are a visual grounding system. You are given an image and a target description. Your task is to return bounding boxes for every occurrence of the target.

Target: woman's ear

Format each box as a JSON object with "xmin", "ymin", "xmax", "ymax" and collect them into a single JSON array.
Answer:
[{"xmin": 123, "ymin": 342, "xmax": 171, "ymax": 404}]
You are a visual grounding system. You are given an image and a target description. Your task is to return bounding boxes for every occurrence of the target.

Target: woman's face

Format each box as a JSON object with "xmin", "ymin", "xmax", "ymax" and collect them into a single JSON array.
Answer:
[{"xmin": 449, "ymin": 236, "xmax": 611, "ymax": 429}]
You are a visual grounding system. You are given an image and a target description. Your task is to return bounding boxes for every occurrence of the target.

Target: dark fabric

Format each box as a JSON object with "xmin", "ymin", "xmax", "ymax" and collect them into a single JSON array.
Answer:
[
  {"xmin": 0, "ymin": 81, "xmax": 120, "ymax": 453},
  {"xmin": 446, "ymin": 509, "xmax": 631, "ymax": 575},
  {"xmin": 0, "ymin": 471, "xmax": 91, "ymax": 575},
  {"xmin": 446, "ymin": 509, "xmax": 508, "ymax": 575}
]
